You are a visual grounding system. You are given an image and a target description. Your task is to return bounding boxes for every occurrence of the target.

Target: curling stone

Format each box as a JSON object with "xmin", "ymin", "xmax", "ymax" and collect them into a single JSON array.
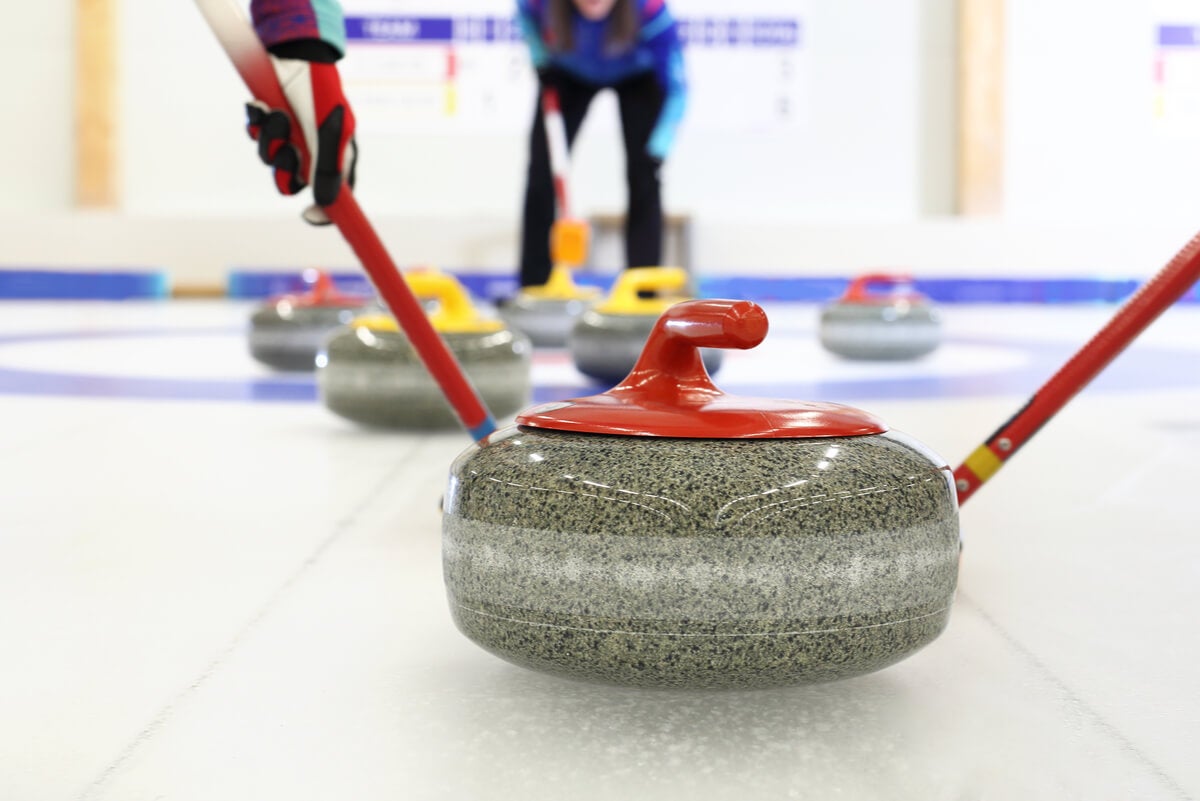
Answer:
[
  {"xmin": 444, "ymin": 300, "xmax": 960, "ymax": 689},
  {"xmin": 569, "ymin": 266, "xmax": 722, "ymax": 384},
  {"xmin": 501, "ymin": 217, "xmax": 599, "ymax": 347},
  {"xmin": 318, "ymin": 270, "xmax": 532, "ymax": 428},
  {"xmin": 500, "ymin": 264, "xmax": 601, "ymax": 347},
  {"xmin": 819, "ymin": 273, "xmax": 942, "ymax": 360},
  {"xmin": 248, "ymin": 269, "xmax": 370, "ymax": 371}
]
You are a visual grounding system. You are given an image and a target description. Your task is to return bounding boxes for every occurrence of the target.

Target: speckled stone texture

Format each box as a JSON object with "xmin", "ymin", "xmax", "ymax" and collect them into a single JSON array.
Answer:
[
  {"xmin": 570, "ymin": 310, "xmax": 724, "ymax": 384},
  {"xmin": 249, "ymin": 303, "xmax": 366, "ymax": 371},
  {"xmin": 443, "ymin": 426, "xmax": 960, "ymax": 688},
  {"xmin": 318, "ymin": 327, "xmax": 532, "ymax": 428},
  {"xmin": 499, "ymin": 296, "xmax": 593, "ymax": 348},
  {"xmin": 819, "ymin": 301, "xmax": 942, "ymax": 361}
]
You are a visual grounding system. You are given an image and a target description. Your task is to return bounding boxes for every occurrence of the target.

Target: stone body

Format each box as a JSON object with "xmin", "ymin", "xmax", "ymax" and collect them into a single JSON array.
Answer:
[
  {"xmin": 570, "ymin": 310, "xmax": 724, "ymax": 384},
  {"xmin": 443, "ymin": 425, "xmax": 960, "ymax": 688},
  {"xmin": 500, "ymin": 296, "xmax": 592, "ymax": 348},
  {"xmin": 249, "ymin": 302, "xmax": 365, "ymax": 371},
  {"xmin": 318, "ymin": 327, "xmax": 532, "ymax": 428},
  {"xmin": 819, "ymin": 299, "xmax": 942, "ymax": 361}
]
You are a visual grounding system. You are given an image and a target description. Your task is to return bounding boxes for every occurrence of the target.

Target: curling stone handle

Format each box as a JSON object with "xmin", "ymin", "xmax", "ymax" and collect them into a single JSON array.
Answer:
[
  {"xmin": 404, "ymin": 269, "xmax": 477, "ymax": 327},
  {"xmin": 618, "ymin": 299, "xmax": 767, "ymax": 398},
  {"xmin": 543, "ymin": 263, "xmax": 579, "ymax": 294},
  {"xmin": 305, "ymin": 269, "xmax": 345, "ymax": 302},
  {"xmin": 607, "ymin": 266, "xmax": 690, "ymax": 309},
  {"xmin": 272, "ymin": 268, "xmax": 358, "ymax": 306},
  {"xmin": 844, "ymin": 272, "xmax": 917, "ymax": 302},
  {"xmin": 658, "ymin": 299, "xmax": 769, "ymax": 350}
]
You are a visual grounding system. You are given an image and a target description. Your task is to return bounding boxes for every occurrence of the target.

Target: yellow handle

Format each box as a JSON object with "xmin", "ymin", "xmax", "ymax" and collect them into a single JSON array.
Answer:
[
  {"xmin": 354, "ymin": 269, "xmax": 503, "ymax": 334},
  {"xmin": 519, "ymin": 264, "xmax": 602, "ymax": 301},
  {"xmin": 596, "ymin": 266, "xmax": 691, "ymax": 315}
]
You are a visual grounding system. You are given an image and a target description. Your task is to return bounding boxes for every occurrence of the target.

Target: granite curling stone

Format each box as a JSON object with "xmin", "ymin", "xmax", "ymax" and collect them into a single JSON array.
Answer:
[
  {"xmin": 318, "ymin": 270, "xmax": 531, "ymax": 428},
  {"xmin": 500, "ymin": 264, "xmax": 600, "ymax": 348},
  {"xmin": 443, "ymin": 299, "xmax": 961, "ymax": 689},
  {"xmin": 569, "ymin": 265, "xmax": 722, "ymax": 384},
  {"xmin": 501, "ymin": 217, "xmax": 599, "ymax": 347},
  {"xmin": 248, "ymin": 269, "xmax": 370, "ymax": 371},
  {"xmin": 819, "ymin": 273, "xmax": 942, "ymax": 361}
]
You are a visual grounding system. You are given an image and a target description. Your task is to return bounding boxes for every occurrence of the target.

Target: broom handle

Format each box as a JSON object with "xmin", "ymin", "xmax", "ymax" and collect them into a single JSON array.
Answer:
[
  {"xmin": 193, "ymin": 0, "xmax": 496, "ymax": 441},
  {"xmin": 955, "ymin": 231, "xmax": 1200, "ymax": 504},
  {"xmin": 541, "ymin": 87, "xmax": 572, "ymax": 219}
]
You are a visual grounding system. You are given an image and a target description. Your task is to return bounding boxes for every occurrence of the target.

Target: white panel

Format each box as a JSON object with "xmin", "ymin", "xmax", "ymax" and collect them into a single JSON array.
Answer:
[
  {"xmin": 121, "ymin": 0, "xmax": 928, "ymax": 224},
  {"xmin": 1006, "ymin": 0, "xmax": 1200, "ymax": 224},
  {"xmin": 3, "ymin": 1, "xmax": 74, "ymax": 213}
]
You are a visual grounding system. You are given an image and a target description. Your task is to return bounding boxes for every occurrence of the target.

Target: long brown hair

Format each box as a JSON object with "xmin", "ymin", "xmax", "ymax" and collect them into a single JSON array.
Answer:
[{"xmin": 547, "ymin": 0, "xmax": 638, "ymax": 53}]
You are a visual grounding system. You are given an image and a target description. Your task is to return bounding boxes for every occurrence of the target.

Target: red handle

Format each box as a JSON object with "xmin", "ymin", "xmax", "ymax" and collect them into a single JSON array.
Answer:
[
  {"xmin": 657, "ymin": 299, "xmax": 769, "ymax": 350},
  {"xmin": 297, "ymin": 269, "xmax": 360, "ymax": 305},
  {"xmin": 309, "ymin": 270, "xmax": 337, "ymax": 299},
  {"xmin": 844, "ymin": 273, "xmax": 918, "ymax": 302},
  {"xmin": 618, "ymin": 300, "xmax": 768, "ymax": 401},
  {"xmin": 516, "ymin": 299, "xmax": 888, "ymax": 439}
]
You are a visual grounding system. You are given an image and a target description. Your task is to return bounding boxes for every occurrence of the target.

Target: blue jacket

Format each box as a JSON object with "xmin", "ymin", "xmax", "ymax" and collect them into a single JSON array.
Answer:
[{"xmin": 517, "ymin": 0, "xmax": 687, "ymax": 159}]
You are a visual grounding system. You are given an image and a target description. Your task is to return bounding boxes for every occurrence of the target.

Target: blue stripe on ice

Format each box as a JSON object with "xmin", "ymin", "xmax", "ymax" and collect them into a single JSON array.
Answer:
[{"xmin": 0, "ymin": 270, "xmax": 169, "ymax": 300}]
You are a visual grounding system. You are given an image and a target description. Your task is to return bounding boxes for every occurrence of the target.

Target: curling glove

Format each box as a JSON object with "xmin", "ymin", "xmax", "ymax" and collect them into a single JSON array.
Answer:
[{"xmin": 245, "ymin": 58, "xmax": 357, "ymax": 225}]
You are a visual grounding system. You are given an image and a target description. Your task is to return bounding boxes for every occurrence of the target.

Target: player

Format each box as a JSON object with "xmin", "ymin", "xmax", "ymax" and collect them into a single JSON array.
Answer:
[{"xmin": 517, "ymin": 0, "xmax": 687, "ymax": 287}]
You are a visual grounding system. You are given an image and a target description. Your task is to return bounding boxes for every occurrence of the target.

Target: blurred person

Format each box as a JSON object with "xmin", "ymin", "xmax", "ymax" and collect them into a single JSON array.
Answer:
[
  {"xmin": 516, "ymin": 0, "xmax": 687, "ymax": 287},
  {"xmin": 239, "ymin": 0, "xmax": 687, "ymax": 277}
]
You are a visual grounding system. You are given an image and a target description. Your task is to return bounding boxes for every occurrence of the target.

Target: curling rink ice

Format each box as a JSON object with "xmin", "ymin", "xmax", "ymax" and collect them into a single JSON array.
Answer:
[{"xmin": 1, "ymin": 298, "xmax": 1198, "ymax": 801}]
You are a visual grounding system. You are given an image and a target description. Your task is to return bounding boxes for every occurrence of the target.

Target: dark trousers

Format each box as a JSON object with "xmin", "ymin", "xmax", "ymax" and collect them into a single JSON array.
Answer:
[{"xmin": 519, "ymin": 69, "xmax": 666, "ymax": 288}]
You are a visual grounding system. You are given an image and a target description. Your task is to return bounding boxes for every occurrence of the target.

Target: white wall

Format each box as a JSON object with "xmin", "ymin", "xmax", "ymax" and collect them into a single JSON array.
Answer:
[
  {"xmin": 3, "ymin": 0, "xmax": 73, "ymax": 214},
  {"xmin": 116, "ymin": 0, "xmax": 935, "ymax": 223},
  {"xmin": 7, "ymin": 0, "xmax": 1196, "ymax": 287},
  {"xmin": 1005, "ymin": 0, "xmax": 1200, "ymax": 225}
]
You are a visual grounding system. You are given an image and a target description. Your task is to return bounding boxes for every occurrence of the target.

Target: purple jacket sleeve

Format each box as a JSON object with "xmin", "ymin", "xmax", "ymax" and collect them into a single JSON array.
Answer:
[{"xmin": 251, "ymin": 0, "xmax": 347, "ymax": 57}]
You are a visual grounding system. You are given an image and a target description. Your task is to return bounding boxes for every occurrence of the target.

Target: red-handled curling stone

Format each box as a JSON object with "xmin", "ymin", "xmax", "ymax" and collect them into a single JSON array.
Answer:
[
  {"xmin": 444, "ymin": 299, "xmax": 959, "ymax": 688},
  {"xmin": 819, "ymin": 273, "xmax": 942, "ymax": 360},
  {"xmin": 248, "ymin": 269, "xmax": 371, "ymax": 371}
]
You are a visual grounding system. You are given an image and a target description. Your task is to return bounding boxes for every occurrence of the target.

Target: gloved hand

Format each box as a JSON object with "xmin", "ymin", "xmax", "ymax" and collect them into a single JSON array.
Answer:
[{"xmin": 245, "ymin": 57, "xmax": 357, "ymax": 225}]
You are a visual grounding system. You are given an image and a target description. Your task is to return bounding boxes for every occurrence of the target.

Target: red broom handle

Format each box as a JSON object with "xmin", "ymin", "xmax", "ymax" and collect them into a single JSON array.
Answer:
[
  {"xmin": 955, "ymin": 230, "xmax": 1200, "ymax": 504},
  {"xmin": 541, "ymin": 87, "xmax": 572, "ymax": 219}
]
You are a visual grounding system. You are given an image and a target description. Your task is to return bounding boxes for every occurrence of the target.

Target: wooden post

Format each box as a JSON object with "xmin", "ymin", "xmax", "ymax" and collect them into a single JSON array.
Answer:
[
  {"xmin": 957, "ymin": 0, "xmax": 1005, "ymax": 215},
  {"xmin": 76, "ymin": 0, "xmax": 118, "ymax": 207}
]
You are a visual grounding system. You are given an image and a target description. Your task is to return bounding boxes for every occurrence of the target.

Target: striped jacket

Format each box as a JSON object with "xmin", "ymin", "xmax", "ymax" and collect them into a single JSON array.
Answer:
[
  {"xmin": 517, "ymin": 0, "xmax": 686, "ymax": 158},
  {"xmin": 250, "ymin": 0, "xmax": 347, "ymax": 57}
]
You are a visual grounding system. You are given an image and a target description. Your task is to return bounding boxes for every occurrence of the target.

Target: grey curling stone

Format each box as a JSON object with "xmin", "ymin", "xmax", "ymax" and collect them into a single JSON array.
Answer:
[
  {"xmin": 570, "ymin": 308, "xmax": 723, "ymax": 384},
  {"xmin": 500, "ymin": 295, "xmax": 592, "ymax": 348},
  {"xmin": 819, "ymin": 298, "xmax": 942, "ymax": 361},
  {"xmin": 443, "ymin": 299, "xmax": 960, "ymax": 689},
  {"xmin": 318, "ymin": 324, "xmax": 532, "ymax": 428},
  {"xmin": 249, "ymin": 301, "xmax": 365, "ymax": 371}
]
